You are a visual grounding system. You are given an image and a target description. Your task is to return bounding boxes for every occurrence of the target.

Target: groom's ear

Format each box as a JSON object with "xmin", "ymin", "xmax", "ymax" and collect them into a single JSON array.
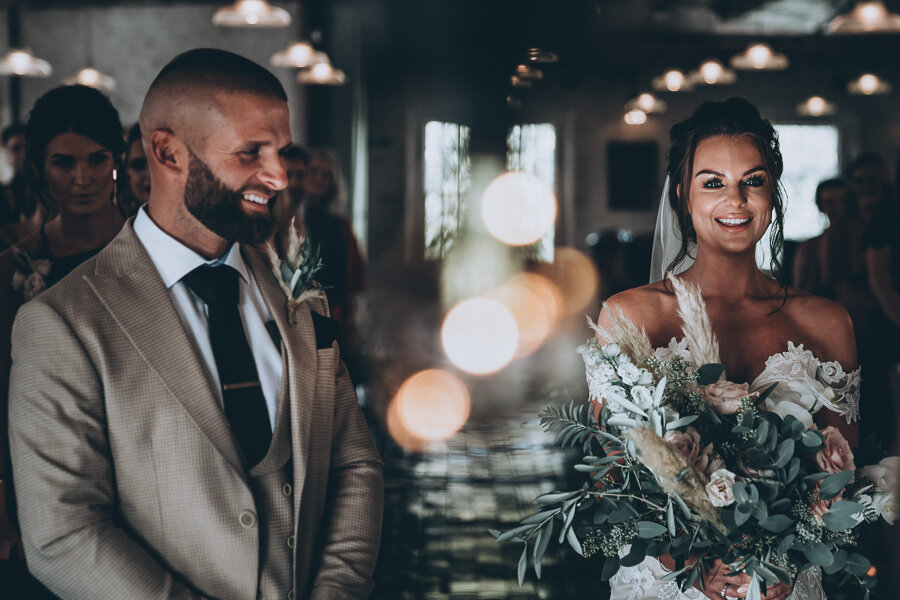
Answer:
[{"xmin": 149, "ymin": 129, "xmax": 186, "ymax": 175}]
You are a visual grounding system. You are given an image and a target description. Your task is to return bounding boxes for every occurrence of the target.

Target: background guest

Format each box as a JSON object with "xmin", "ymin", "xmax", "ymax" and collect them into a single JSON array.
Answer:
[
  {"xmin": 0, "ymin": 123, "xmax": 42, "ymax": 248},
  {"xmin": 0, "ymin": 84, "xmax": 126, "ymax": 599},
  {"xmin": 121, "ymin": 123, "xmax": 149, "ymax": 218}
]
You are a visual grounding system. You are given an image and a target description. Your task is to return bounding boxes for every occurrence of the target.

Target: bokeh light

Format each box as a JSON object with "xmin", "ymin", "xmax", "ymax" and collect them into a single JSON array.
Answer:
[
  {"xmin": 442, "ymin": 297, "xmax": 519, "ymax": 374},
  {"xmin": 624, "ymin": 108, "xmax": 647, "ymax": 125},
  {"xmin": 387, "ymin": 369, "xmax": 471, "ymax": 450},
  {"xmin": 536, "ymin": 247, "xmax": 600, "ymax": 316},
  {"xmin": 488, "ymin": 273, "xmax": 563, "ymax": 357},
  {"xmin": 480, "ymin": 171, "xmax": 557, "ymax": 246}
]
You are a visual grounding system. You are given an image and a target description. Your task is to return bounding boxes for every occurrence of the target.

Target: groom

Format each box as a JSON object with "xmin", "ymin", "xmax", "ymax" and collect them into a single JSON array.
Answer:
[{"xmin": 8, "ymin": 49, "xmax": 382, "ymax": 600}]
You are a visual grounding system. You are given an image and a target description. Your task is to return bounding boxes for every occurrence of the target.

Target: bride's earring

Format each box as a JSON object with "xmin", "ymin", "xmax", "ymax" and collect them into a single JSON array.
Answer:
[{"xmin": 112, "ymin": 169, "xmax": 118, "ymax": 206}]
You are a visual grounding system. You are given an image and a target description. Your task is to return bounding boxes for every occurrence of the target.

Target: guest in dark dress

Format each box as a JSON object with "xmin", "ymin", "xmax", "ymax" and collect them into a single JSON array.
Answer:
[
  {"xmin": 0, "ymin": 123, "xmax": 43, "ymax": 248},
  {"xmin": 0, "ymin": 85, "xmax": 126, "ymax": 599}
]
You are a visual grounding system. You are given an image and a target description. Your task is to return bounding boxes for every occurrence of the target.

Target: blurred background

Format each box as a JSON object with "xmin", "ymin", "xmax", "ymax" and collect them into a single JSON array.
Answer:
[{"xmin": 2, "ymin": 0, "xmax": 900, "ymax": 598}]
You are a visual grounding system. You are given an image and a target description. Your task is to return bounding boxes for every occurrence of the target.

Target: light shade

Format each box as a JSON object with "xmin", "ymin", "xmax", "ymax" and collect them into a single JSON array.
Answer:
[
  {"xmin": 625, "ymin": 92, "xmax": 667, "ymax": 114},
  {"xmin": 212, "ymin": 0, "xmax": 291, "ymax": 28},
  {"xmin": 515, "ymin": 64, "xmax": 543, "ymax": 80},
  {"xmin": 847, "ymin": 73, "xmax": 891, "ymax": 95},
  {"xmin": 652, "ymin": 69, "xmax": 694, "ymax": 92},
  {"xmin": 688, "ymin": 60, "xmax": 737, "ymax": 86},
  {"xmin": 0, "ymin": 48, "xmax": 51, "ymax": 77},
  {"xmin": 795, "ymin": 96, "xmax": 837, "ymax": 117},
  {"xmin": 64, "ymin": 67, "xmax": 116, "ymax": 92},
  {"xmin": 270, "ymin": 41, "xmax": 327, "ymax": 68},
  {"xmin": 624, "ymin": 109, "xmax": 647, "ymax": 126},
  {"xmin": 526, "ymin": 47, "xmax": 558, "ymax": 63},
  {"xmin": 828, "ymin": 1, "xmax": 900, "ymax": 33},
  {"xmin": 510, "ymin": 75, "xmax": 533, "ymax": 88},
  {"xmin": 730, "ymin": 43, "xmax": 789, "ymax": 70},
  {"xmin": 296, "ymin": 59, "xmax": 347, "ymax": 86}
]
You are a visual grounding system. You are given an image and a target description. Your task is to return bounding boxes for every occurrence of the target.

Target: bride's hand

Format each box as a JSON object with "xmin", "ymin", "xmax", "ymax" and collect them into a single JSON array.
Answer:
[
  {"xmin": 699, "ymin": 559, "xmax": 751, "ymax": 599},
  {"xmin": 762, "ymin": 582, "xmax": 792, "ymax": 600}
]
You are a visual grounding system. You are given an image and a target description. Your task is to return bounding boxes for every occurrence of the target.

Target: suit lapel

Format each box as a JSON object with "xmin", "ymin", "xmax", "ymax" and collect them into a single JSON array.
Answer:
[
  {"xmin": 241, "ymin": 246, "xmax": 318, "ymax": 502},
  {"xmin": 83, "ymin": 223, "xmax": 245, "ymax": 476}
]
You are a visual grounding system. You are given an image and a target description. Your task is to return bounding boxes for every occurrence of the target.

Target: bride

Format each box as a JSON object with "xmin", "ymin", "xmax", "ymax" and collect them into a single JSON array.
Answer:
[{"xmin": 596, "ymin": 98, "xmax": 860, "ymax": 600}]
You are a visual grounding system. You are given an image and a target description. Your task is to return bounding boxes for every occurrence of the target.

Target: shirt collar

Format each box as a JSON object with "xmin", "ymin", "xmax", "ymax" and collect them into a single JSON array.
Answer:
[{"xmin": 133, "ymin": 206, "xmax": 250, "ymax": 289}]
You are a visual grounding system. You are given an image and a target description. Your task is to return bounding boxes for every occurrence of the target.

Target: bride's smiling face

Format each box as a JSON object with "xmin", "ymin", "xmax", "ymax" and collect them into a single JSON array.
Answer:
[{"xmin": 682, "ymin": 134, "xmax": 773, "ymax": 256}]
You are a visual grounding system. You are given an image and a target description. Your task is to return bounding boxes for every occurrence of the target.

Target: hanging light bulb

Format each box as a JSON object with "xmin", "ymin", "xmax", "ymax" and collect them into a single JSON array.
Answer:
[
  {"xmin": 270, "ymin": 41, "xmax": 327, "ymax": 68},
  {"xmin": 63, "ymin": 66, "xmax": 116, "ymax": 92},
  {"xmin": 730, "ymin": 43, "xmax": 789, "ymax": 70},
  {"xmin": 0, "ymin": 48, "xmax": 52, "ymax": 77},
  {"xmin": 652, "ymin": 69, "xmax": 693, "ymax": 92},
  {"xmin": 510, "ymin": 75, "xmax": 533, "ymax": 88},
  {"xmin": 795, "ymin": 96, "xmax": 837, "ymax": 117},
  {"xmin": 689, "ymin": 60, "xmax": 737, "ymax": 86},
  {"xmin": 847, "ymin": 73, "xmax": 891, "ymax": 95},
  {"xmin": 526, "ymin": 47, "xmax": 558, "ymax": 63},
  {"xmin": 212, "ymin": 0, "xmax": 291, "ymax": 28},
  {"xmin": 625, "ymin": 92, "xmax": 667, "ymax": 114},
  {"xmin": 624, "ymin": 109, "xmax": 647, "ymax": 126},
  {"xmin": 515, "ymin": 64, "xmax": 543, "ymax": 80},
  {"xmin": 296, "ymin": 58, "xmax": 347, "ymax": 86},
  {"xmin": 828, "ymin": 1, "xmax": 900, "ymax": 33}
]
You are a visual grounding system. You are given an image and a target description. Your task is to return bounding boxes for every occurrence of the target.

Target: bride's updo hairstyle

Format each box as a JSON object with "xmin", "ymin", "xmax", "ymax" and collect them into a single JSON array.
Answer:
[{"xmin": 666, "ymin": 97, "xmax": 786, "ymax": 280}]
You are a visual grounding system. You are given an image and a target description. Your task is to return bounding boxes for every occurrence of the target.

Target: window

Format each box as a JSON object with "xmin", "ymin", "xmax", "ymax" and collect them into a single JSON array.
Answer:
[
  {"xmin": 507, "ymin": 123, "xmax": 557, "ymax": 262},
  {"xmin": 423, "ymin": 121, "xmax": 471, "ymax": 260}
]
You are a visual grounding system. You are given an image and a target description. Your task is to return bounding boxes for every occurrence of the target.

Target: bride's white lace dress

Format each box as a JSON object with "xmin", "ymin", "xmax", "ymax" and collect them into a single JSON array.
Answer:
[{"xmin": 608, "ymin": 339, "xmax": 861, "ymax": 600}]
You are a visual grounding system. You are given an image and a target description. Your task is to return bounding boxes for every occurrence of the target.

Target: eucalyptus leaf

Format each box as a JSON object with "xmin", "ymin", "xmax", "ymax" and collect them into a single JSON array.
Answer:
[
  {"xmin": 535, "ymin": 490, "xmax": 580, "ymax": 505},
  {"xmin": 775, "ymin": 439, "xmax": 795, "ymax": 468},
  {"xmin": 800, "ymin": 429, "xmax": 825, "ymax": 449},
  {"xmin": 823, "ymin": 549, "xmax": 848, "ymax": 575},
  {"xmin": 517, "ymin": 544, "xmax": 528, "ymax": 587},
  {"xmin": 776, "ymin": 534, "xmax": 796, "ymax": 555},
  {"xmin": 667, "ymin": 501, "xmax": 676, "ymax": 537},
  {"xmin": 747, "ymin": 573, "xmax": 762, "ymax": 600},
  {"xmin": 785, "ymin": 457, "xmax": 801, "ymax": 483},
  {"xmin": 759, "ymin": 515, "xmax": 793, "ymax": 532},
  {"xmin": 497, "ymin": 524, "xmax": 535, "ymax": 542},
  {"xmin": 637, "ymin": 521, "xmax": 668, "ymax": 538},
  {"xmin": 521, "ymin": 509, "xmax": 560, "ymax": 525},
  {"xmin": 600, "ymin": 556, "xmax": 620, "ymax": 581},
  {"xmin": 735, "ymin": 503, "xmax": 753, "ymax": 527},
  {"xmin": 534, "ymin": 521, "xmax": 553, "ymax": 578},
  {"xmin": 756, "ymin": 421, "xmax": 770, "ymax": 446},
  {"xmin": 665, "ymin": 415, "xmax": 699, "ymax": 430},
  {"xmin": 697, "ymin": 363, "xmax": 725, "ymax": 385},
  {"xmin": 803, "ymin": 541, "xmax": 835, "ymax": 567},
  {"xmin": 566, "ymin": 526, "xmax": 583, "ymax": 555},
  {"xmin": 820, "ymin": 470, "xmax": 854, "ymax": 499},
  {"xmin": 845, "ymin": 553, "xmax": 871, "ymax": 576}
]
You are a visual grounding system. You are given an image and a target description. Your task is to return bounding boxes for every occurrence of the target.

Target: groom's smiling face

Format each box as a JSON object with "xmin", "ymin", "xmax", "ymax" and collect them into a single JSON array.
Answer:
[{"xmin": 183, "ymin": 92, "xmax": 292, "ymax": 244}]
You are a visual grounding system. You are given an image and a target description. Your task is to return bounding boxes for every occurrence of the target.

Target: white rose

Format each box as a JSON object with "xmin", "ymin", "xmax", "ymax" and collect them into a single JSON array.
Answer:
[
  {"xmin": 862, "ymin": 456, "xmax": 900, "ymax": 494},
  {"xmin": 873, "ymin": 492, "xmax": 897, "ymax": 525},
  {"xmin": 603, "ymin": 343, "xmax": 620, "ymax": 358},
  {"xmin": 636, "ymin": 369, "xmax": 654, "ymax": 386},
  {"xmin": 631, "ymin": 386, "xmax": 653, "ymax": 410},
  {"xmin": 818, "ymin": 362, "xmax": 845, "ymax": 385},
  {"xmin": 706, "ymin": 469, "xmax": 736, "ymax": 507},
  {"xmin": 617, "ymin": 363, "xmax": 641, "ymax": 385}
]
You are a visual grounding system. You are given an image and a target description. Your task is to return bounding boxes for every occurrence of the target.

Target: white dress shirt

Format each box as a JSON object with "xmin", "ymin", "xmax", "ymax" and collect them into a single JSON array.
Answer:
[{"xmin": 133, "ymin": 207, "xmax": 282, "ymax": 430}]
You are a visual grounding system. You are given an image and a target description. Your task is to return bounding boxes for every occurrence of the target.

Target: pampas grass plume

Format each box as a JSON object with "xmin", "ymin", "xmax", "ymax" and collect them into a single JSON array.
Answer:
[
  {"xmin": 588, "ymin": 305, "xmax": 653, "ymax": 364},
  {"xmin": 668, "ymin": 275, "xmax": 721, "ymax": 368}
]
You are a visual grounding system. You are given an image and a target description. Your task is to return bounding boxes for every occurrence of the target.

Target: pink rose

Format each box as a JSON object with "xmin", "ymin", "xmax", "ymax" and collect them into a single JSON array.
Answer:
[
  {"xmin": 703, "ymin": 381, "xmax": 759, "ymax": 414},
  {"xmin": 815, "ymin": 426, "xmax": 855, "ymax": 475},
  {"xmin": 664, "ymin": 426, "xmax": 715, "ymax": 473}
]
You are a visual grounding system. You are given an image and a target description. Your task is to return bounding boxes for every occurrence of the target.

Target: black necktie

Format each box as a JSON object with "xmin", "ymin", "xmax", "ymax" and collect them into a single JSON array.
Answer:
[{"xmin": 182, "ymin": 264, "xmax": 272, "ymax": 468}]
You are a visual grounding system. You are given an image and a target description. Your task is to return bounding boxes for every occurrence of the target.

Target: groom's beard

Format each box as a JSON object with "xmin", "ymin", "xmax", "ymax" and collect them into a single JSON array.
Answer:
[{"xmin": 183, "ymin": 150, "xmax": 275, "ymax": 245}]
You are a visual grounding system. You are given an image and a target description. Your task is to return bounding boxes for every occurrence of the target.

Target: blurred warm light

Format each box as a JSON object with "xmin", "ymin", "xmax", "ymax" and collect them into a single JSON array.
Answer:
[
  {"xmin": 867, "ymin": 566, "xmax": 877, "ymax": 577},
  {"xmin": 481, "ymin": 171, "xmax": 557, "ymax": 246},
  {"xmin": 510, "ymin": 75, "xmax": 533, "ymax": 88},
  {"xmin": 441, "ymin": 298, "xmax": 519, "ymax": 374},
  {"xmin": 515, "ymin": 64, "xmax": 544, "ymax": 80},
  {"xmin": 0, "ymin": 48, "xmax": 51, "ymax": 77},
  {"xmin": 388, "ymin": 369, "xmax": 471, "ymax": 449},
  {"xmin": 625, "ymin": 92, "xmax": 666, "ymax": 114},
  {"xmin": 688, "ymin": 60, "xmax": 736, "ymax": 86},
  {"xmin": 730, "ymin": 43, "xmax": 789, "ymax": 70},
  {"xmin": 212, "ymin": 0, "xmax": 291, "ymax": 27},
  {"xmin": 297, "ymin": 59, "xmax": 347, "ymax": 86},
  {"xmin": 847, "ymin": 73, "xmax": 891, "ymax": 95},
  {"xmin": 488, "ymin": 273, "xmax": 563, "ymax": 357},
  {"xmin": 536, "ymin": 247, "xmax": 600, "ymax": 316},
  {"xmin": 652, "ymin": 69, "xmax": 692, "ymax": 92},
  {"xmin": 624, "ymin": 109, "xmax": 647, "ymax": 125},
  {"xmin": 527, "ymin": 47, "xmax": 558, "ymax": 63},
  {"xmin": 796, "ymin": 96, "xmax": 836, "ymax": 117},
  {"xmin": 271, "ymin": 41, "xmax": 327, "ymax": 68},
  {"xmin": 63, "ymin": 67, "xmax": 116, "ymax": 92},
  {"xmin": 829, "ymin": 1, "xmax": 900, "ymax": 33}
]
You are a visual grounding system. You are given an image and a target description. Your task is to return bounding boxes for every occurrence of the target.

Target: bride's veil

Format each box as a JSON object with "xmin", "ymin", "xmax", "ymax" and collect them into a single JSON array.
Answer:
[{"xmin": 649, "ymin": 176, "xmax": 693, "ymax": 283}]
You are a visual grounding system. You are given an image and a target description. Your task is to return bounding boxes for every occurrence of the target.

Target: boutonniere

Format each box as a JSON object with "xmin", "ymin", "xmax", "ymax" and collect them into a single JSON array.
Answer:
[
  {"xmin": 265, "ymin": 217, "xmax": 327, "ymax": 324},
  {"xmin": 11, "ymin": 247, "xmax": 51, "ymax": 301}
]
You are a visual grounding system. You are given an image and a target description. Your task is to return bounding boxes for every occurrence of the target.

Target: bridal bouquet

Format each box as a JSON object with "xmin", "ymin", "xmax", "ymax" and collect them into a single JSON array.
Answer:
[{"xmin": 492, "ymin": 277, "xmax": 893, "ymax": 599}]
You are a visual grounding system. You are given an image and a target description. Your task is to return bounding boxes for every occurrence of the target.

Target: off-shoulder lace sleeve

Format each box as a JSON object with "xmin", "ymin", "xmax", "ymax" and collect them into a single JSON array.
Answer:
[{"xmin": 817, "ymin": 361, "xmax": 861, "ymax": 424}]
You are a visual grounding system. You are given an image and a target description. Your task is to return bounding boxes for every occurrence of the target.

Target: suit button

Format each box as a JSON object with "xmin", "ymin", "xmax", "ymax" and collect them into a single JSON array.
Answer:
[
  {"xmin": 282, "ymin": 483, "xmax": 292, "ymax": 496},
  {"xmin": 287, "ymin": 535, "xmax": 295, "ymax": 549},
  {"xmin": 239, "ymin": 511, "xmax": 257, "ymax": 528}
]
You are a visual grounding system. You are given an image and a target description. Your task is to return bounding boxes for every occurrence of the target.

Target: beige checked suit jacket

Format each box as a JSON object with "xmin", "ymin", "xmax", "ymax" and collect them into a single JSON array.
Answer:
[{"xmin": 8, "ymin": 222, "xmax": 384, "ymax": 600}]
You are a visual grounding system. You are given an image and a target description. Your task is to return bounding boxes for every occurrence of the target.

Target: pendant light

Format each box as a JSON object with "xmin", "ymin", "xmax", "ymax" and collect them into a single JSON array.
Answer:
[
  {"xmin": 847, "ymin": 73, "xmax": 891, "ymax": 95},
  {"xmin": 297, "ymin": 58, "xmax": 346, "ymax": 86},
  {"xmin": 64, "ymin": 11, "xmax": 116, "ymax": 93},
  {"xmin": 730, "ymin": 43, "xmax": 789, "ymax": 70},
  {"xmin": 213, "ymin": 0, "xmax": 291, "ymax": 28},
  {"xmin": 625, "ymin": 93, "xmax": 667, "ymax": 114},
  {"xmin": 270, "ymin": 41, "xmax": 327, "ymax": 69},
  {"xmin": 514, "ymin": 64, "xmax": 543, "ymax": 81},
  {"xmin": 795, "ymin": 96, "xmax": 837, "ymax": 117},
  {"xmin": 652, "ymin": 69, "xmax": 694, "ymax": 92},
  {"xmin": 688, "ymin": 60, "xmax": 737, "ymax": 86},
  {"xmin": 624, "ymin": 109, "xmax": 647, "ymax": 126},
  {"xmin": 828, "ymin": 1, "xmax": 900, "ymax": 33},
  {"xmin": 0, "ymin": 48, "xmax": 51, "ymax": 77},
  {"xmin": 526, "ymin": 47, "xmax": 558, "ymax": 63}
]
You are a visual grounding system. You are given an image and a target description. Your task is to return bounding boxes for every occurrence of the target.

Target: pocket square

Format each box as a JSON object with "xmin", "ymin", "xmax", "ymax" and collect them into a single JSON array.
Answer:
[{"xmin": 310, "ymin": 311, "xmax": 340, "ymax": 349}]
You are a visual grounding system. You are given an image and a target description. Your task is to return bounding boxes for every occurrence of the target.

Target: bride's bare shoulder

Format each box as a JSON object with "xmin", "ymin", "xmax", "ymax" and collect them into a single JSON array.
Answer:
[
  {"xmin": 597, "ymin": 281, "xmax": 676, "ymax": 328},
  {"xmin": 782, "ymin": 287, "xmax": 857, "ymax": 366}
]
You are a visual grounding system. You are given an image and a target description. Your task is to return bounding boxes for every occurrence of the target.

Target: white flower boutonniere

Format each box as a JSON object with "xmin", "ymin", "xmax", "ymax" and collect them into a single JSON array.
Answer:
[
  {"xmin": 265, "ymin": 217, "xmax": 327, "ymax": 324},
  {"xmin": 11, "ymin": 247, "xmax": 51, "ymax": 301}
]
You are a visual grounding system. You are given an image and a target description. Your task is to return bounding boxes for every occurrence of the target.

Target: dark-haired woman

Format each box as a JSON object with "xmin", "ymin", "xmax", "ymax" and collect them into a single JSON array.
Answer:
[
  {"xmin": 598, "ymin": 98, "xmax": 859, "ymax": 600},
  {"xmin": 0, "ymin": 85, "xmax": 126, "ymax": 596}
]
